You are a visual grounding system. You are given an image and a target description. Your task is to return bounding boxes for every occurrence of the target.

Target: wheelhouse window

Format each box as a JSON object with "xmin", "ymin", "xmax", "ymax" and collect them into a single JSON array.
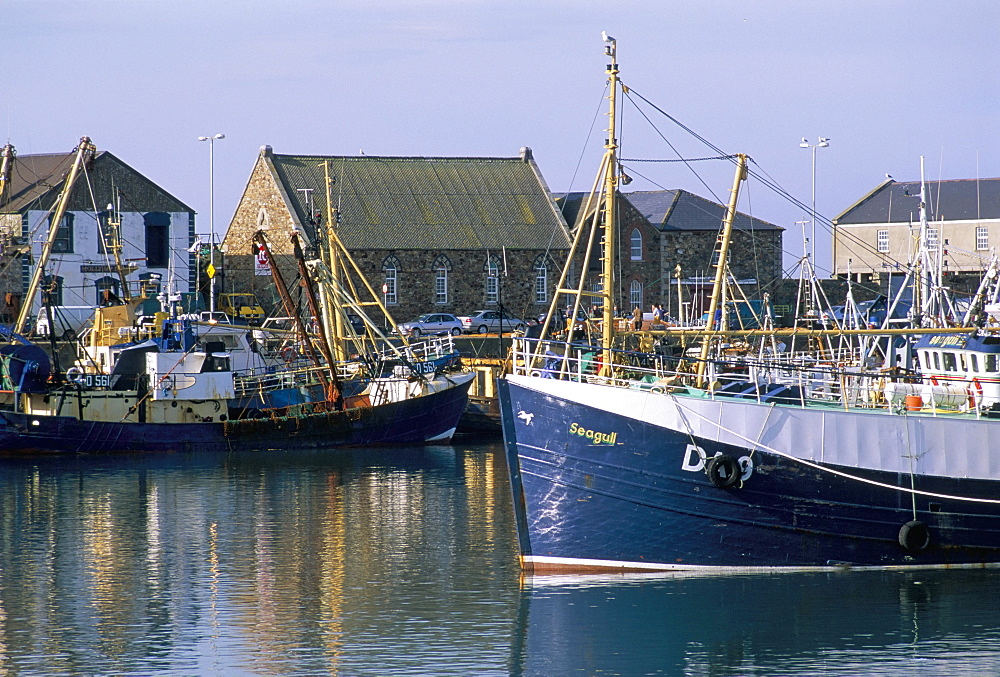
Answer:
[
  {"xmin": 987, "ymin": 354, "xmax": 999, "ymax": 372},
  {"xmin": 942, "ymin": 352, "xmax": 957, "ymax": 372}
]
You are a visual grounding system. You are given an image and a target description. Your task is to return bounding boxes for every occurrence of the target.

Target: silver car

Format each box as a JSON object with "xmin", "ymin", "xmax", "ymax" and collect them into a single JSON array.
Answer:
[
  {"xmin": 458, "ymin": 310, "xmax": 526, "ymax": 334},
  {"xmin": 397, "ymin": 313, "xmax": 463, "ymax": 337}
]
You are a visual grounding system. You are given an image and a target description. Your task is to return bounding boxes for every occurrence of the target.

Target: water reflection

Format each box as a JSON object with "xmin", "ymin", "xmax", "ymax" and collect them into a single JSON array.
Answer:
[
  {"xmin": 3, "ymin": 444, "xmax": 1000, "ymax": 675},
  {"xmin": 0, "ymin": 446, "xmax": 520, "ymax": 676},
  {"xmin": 513, "ymin": 569, "xmax": 1000, "ymax": 676}
]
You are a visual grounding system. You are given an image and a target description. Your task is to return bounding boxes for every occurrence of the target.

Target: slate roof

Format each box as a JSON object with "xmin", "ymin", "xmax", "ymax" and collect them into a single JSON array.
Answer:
[
  {"xmin": 266, "ymin": 151, "xmax": 570, "ymax": 251},
  {"xmin": 556, "ymin": 189, "xmax": 781, "ymax": 232},
  {"xmin": 1, "ymin": 152, "xmax": 77, "ymax": 212},
  {"xmin": 834, "ymin": 178, "xmax": 1000, "ymax": 225},
  {"xmin": 0, "ymin": 150, "xmax": 192, "ymax": 213},
  {"xmin": 624, "ymin": 189, "xmax": 782, "ymax": 232}
]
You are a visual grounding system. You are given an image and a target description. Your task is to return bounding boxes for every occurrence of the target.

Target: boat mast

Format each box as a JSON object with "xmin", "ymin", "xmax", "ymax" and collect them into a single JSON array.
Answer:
[
  {"xmin": 15, "ymin": 136, "xmax": 97, "ymax": 334},
  {"xmin": 696, "ymin": 153, "xmax": 747, "ymax": 387},
  {"xmin": 0, "ymin": 143, "xmax": 14, "ymax": 207},
  {"xmin": 322, "ymin": 161, "xmax": 347, "ymax": 363},
  {"xmin": 104, "ymin": 189, "xmax": 132, "ymax": 303},
  {"xmin": 598, "ymin": 32, "xmax": 620, "ymax": 375}
]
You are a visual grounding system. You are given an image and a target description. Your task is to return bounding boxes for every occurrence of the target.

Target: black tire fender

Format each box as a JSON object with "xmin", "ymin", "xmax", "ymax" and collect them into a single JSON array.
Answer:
[
  {"xmin": 705, "ymin": 454, "xmax": 741, "ymax": 489},
  {"xmin": 898, "ymin": 520, "xmax": 931, "ymax": 553}
]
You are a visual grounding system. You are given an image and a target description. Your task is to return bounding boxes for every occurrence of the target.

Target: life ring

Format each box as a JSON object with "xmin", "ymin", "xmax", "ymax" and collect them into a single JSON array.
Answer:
[
  {"xmin": 65, "ymin": 366, "xmax": 86, "ymax": 384},
  {"xmin": 705, "ymin": 454, "xmax": 741, "ymax": 489},
  {"xmin": 281, "ymin": 346, "xmax": 298, "ymax": 363},
  {"xmin": 967, "ymin": 378, "xmax": 984, "ymax": 409},
  {"xmin": 898, "ymin": 519, "xmax": 931, "ymax": 553}
]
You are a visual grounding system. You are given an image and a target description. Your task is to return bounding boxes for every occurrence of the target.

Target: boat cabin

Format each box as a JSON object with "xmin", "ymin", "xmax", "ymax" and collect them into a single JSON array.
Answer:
[{"xmin": 912, "ymin": 333, "xmax": 1000, "ymax": 410}]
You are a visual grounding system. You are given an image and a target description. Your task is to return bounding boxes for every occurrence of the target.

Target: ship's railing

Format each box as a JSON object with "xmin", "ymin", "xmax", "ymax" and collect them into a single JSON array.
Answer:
[
  {"xmin": 372, "ymin": 334, "xmax": 458, "ymax": 364},
  {"xmin": 234, "ymin": 365, "xmax": 329, "ymax": 398},
  {"xmin": 509, "ymin": 337, "xmax": 968, "ymax": 415},
  {"xmin": 233, "ymin": 359, "xmax": 368, "ymax": 398}
]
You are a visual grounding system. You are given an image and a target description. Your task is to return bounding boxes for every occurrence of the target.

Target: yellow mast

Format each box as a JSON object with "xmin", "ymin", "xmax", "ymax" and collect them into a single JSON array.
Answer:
[
  {"xmin": 322, "ymin": 161, "xmax": 347, "ymax": 363},
  {"xmin": 15, "ymin": 137, "xmax": 97, "ymax": 334},
  {"xmin": 696, "ymin": 153, "xmax": 747, "ymax": 387},
  {"xmin": 598, "ymin": 34, "xmax": 620, "ymax": 375}
]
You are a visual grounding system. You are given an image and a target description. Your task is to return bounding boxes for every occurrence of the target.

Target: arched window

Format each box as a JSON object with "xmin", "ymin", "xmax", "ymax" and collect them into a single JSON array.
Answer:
[
  {"xmin": 629, "ymin": 280, "xmax": 643, "ymax": 308},
  {"xmin": 95, "ymin": 276, "xmax": 121, "ymax": 306},
  {"xmin": 433, "ymin": 255, "xmax": 451, "ymax": 305},
  {"xmin": 532, "ymin": 254, "xmax": 551, "ymax": 304},
  {"xmin": 630, "ymin": 228, "xmax": 643, "ymax": 261},
  {"xmin": 484, "ymin": 255, "xmax": 502, "ymax": 304},
  {"xmin": 382, "ymin": 255, "xmax": 400, "ymax": 305}
]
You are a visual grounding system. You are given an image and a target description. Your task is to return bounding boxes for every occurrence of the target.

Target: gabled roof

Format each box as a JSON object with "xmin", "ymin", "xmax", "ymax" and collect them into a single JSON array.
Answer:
[
  {"xmin": 1, "ymin": 152, "xmax": 78, "ymax": 212},
  {"xmin": 556, "ymin": 189, "xmax": 781, "ymax": 232},
  {"xmin": 834, "ymin": 178, "xmax": 1000, "ymax": 225},
  {"xmin": 625, "ymin": 189, "xmax": 782, "ymax": 232},
  {"xmin": 264, "ymin": 149, "xmax": 570, "ymax": 250},
  {"xmin": 0, "ymin": 149, "xmax": 192, "ymax": 214}
]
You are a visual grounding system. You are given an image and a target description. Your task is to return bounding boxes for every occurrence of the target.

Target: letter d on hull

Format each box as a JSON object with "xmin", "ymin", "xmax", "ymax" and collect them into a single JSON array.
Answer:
[{"xmin": 682, "ymin": 443, "xmax": 706, "ymax": 472}]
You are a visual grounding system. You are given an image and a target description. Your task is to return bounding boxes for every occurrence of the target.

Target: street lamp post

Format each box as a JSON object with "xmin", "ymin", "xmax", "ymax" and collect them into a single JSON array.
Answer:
[
  {"xmin": 799, "ymin": 136, "xmax": 829, "ymax": 264},
  {"xmin": 198, "ymin": 133, "xmax": 225, "ymax": 313}
]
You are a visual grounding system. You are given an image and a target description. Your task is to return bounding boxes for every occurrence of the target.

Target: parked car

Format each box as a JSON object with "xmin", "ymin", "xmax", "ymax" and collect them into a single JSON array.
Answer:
[
  {"xmin": 459, "ymin": 310, "xmax": 526, "ymax": 334},
  {"xmin": 397, "ymin": 313, "xmax": 463, "ymax": 337}
]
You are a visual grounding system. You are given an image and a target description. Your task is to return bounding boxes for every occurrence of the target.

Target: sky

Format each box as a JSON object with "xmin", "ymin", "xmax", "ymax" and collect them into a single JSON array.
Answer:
[{"xmin": 5, "ymin": 0, "xmax": 1000, "ymax": 277}]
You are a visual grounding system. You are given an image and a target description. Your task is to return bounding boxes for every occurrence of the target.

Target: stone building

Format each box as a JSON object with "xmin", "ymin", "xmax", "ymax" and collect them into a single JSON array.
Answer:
[
  {"xmin": 221, "ymin": 146, "xmax": 572, "ymax": 325},
  {"xmin": 556, "ymin": 192, "xmax": 662, "ymax": 316},
  {"xmin": 0, "ymin": 140, "xmax": 194, "ymax": 324},
  {"xmin": 558, "ymin": 189, "xmax": 784, "ymax": 322},
  {"xmin": 833, "ymin": 177, "xmax": 1000, "ymax": 285}
]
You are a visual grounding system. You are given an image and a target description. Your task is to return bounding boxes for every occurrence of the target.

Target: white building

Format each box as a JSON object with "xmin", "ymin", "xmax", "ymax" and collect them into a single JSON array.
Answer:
[
  {"xmin": 833, "ymin": 177, "xmax": 1000, "ymax": 283},
  {"xmin": 0, "ymin": 142, "xmax": 195, "ymax": 321}
]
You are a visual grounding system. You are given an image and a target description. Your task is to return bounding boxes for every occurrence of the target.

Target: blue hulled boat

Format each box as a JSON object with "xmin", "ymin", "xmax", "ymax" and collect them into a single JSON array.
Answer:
[
  {"xmin": 0, "ymin": 318, "xmax": 473, "ymax": 454},
  {"xmin": 498, "ymin": 35, "xmax": 1000, "ymax": 573}
]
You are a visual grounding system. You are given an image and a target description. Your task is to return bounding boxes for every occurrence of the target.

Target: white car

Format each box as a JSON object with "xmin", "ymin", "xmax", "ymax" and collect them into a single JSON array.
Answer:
[
  {"xmin": 396, "ymin": 313, "xmax": 463, "ymax": 337},
  {"xmin": 458, "ymin": 310, "xmax": 526, "ymax": 334}
]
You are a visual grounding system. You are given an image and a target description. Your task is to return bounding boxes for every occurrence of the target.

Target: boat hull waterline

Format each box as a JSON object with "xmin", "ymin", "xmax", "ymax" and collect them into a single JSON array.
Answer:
[
  {"xmin": 499, "ymin": 374, "xmax": 1000, "ymax": 572},
  {"xmin": 0, "ymin": 374, "xmax": 473, "ymax": 454}
]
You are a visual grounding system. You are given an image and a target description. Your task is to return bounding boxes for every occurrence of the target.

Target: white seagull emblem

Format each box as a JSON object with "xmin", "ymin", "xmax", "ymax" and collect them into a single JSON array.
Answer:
[{"xmin": 517, "ymin": 410, "xmax": 535, "ymax": 425}]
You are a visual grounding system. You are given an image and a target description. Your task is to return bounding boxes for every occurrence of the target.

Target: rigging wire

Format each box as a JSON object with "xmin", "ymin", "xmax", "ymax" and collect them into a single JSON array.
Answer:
[{"xmin": 621, "ymin": 82, "xmax": 907, "ymax": 278}]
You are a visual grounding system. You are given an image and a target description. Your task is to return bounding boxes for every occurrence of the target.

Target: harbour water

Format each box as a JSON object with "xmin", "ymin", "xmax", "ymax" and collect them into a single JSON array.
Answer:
[{"xmin": 1, "ymin": 441, "xmax": 999, "ymax": 676}]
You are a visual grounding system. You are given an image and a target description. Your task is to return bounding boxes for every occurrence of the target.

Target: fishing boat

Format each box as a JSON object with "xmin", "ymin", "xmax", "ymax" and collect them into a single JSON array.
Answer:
[
  {"xmin": 497, "ymin": 36, "xmax": 1000, "ymax": 573},
  {"xmin": 0, "ymin": 147, "xmax": 473, "ymax": 454}
]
